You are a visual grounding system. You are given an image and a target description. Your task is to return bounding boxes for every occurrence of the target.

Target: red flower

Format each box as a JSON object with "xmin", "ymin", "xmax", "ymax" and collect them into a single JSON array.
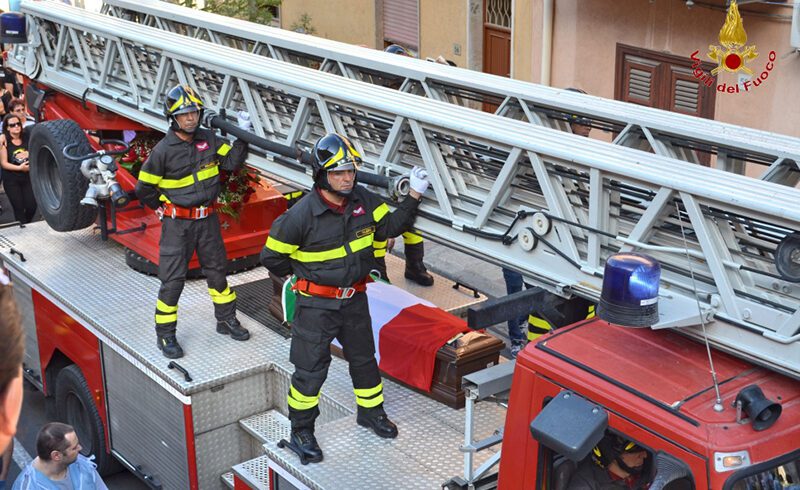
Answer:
[{"xmin": 228, "ymin": 182, "xmax": 238, "ymax": 192}]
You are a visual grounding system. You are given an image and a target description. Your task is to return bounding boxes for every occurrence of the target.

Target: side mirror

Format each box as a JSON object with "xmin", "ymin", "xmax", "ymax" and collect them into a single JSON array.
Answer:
[{"xmin": 529, "ymin": 391, "xmax": 608, "ymax": 462}]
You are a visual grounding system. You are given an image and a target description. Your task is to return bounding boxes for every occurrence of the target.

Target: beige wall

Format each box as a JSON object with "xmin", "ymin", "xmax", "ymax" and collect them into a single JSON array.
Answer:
[
  {"xmin": 419, "ymin": 0, "xmax": 467, "ymax": 66},
  {"xmin": 539, "ymin": 0, "xmax": 799, "ymax": 137},
  {"xmin": 280, "ymin": 0, "xmax": 379, "ymax": 48}
]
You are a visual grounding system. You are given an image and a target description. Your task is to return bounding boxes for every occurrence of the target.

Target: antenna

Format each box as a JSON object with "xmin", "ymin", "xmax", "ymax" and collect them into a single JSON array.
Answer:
[{"xmin": 674, "ymin": 202, "xmax": 725, "ymax": 412}]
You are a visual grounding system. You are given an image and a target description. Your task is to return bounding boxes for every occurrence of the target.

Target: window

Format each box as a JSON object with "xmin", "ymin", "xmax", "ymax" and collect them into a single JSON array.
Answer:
[
  {"xmin": 615, "ymin": 44, "xmax": 716, "ymax": 119},
  {"xmin": 727, "ymin": 452, "xmax": 800, "ymax": 490}
]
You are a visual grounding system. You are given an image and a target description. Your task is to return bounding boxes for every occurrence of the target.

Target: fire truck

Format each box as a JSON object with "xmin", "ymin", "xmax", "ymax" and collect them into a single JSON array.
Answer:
[{"xmin": 0, "ymin": 1, "xmax": 798, "ymax": 489}]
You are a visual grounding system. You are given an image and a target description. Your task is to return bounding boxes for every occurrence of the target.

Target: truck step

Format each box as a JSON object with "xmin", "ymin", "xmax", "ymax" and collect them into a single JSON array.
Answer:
[
  {"xmin": 240, "ymin": 409, "xmax": 292, "ymax": 446},
  {"xmin": 232, "ymin": 455, "xmax": 273, "ymax": 490},
  {"xmin": 221, "ymin": 471, "xmax": 234, "ymax": 489}
]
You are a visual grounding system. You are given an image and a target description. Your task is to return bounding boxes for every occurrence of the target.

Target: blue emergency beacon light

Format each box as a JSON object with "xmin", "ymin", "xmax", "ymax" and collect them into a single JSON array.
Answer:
[
  {"xmin": 0, "ymin": 12, "xmax": 27, "ymax": 44},
  {"xmin": 597, "ymin": 252, "xmax": 661, "ymax": 327}
]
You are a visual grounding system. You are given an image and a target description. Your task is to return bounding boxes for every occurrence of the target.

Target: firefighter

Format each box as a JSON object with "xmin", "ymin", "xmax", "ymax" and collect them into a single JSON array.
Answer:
[
  {"xmin": 260, "ymin": 133, "xmax": 428, "ymax": 464},
  {"xmin": 377, "ymin": 43, "xmax": 435, "ymax": 286},
  {"xmin": 527, "ymin": 297, "xmax": 596, "ymax": 342},
  {"xmin": 567, "ymin": 434, "xmax": 651, "ymax": 490},
  {"xmin": 135, "ymin": 84, "xmax": 252, "ymax": 359}
]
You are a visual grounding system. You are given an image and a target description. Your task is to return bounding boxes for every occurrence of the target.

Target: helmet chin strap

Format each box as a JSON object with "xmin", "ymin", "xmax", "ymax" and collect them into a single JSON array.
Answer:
[{"xmin": 615, "ymin": 456, "xmax": 642, "ymax": 476}]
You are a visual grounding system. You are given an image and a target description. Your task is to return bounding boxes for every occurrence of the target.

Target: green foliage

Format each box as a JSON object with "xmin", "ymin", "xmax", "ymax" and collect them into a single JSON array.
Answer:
[
  {"xmin": 290, "ymin": 13, "xmax": 316, "ymax": 35},
  {"xmin": 168, "ymin": 0, "xmax": 281, "ymax": 25}
]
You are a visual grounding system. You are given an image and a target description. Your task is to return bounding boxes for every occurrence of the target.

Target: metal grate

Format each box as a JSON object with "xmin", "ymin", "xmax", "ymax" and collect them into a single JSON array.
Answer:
[{"xmin": 486, "ymin": 0, "xmax": 511, "ymax": 28}]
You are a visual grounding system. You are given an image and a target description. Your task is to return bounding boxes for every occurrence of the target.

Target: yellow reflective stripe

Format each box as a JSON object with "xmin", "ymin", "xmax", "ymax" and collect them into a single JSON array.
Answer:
[
  {"xmin": 373, "ymin": 203, "xmax": 389, "ymax": 222},
  {"xmin": 284, "ymin": 191, "xmax": 304, "ymax": 200},
  {"xmin": 186, "ymin": 89, "xmax": 203, "ymax": 106},
  {"xmin": 527, "ymin": 315, "xmax": 552, "ymax": 341},
  {"xmin": 217, "ymin": 144, "xmax": 231, "ymax": 156},
  {"xmin": 349, "ymin": 234, "xmax": 374, "ymax": 253},
  {"xmin": 265, "ymin": 236, "xmax": 299, "ymax": 254},
  {"xmin": 290, "ymin": 386, "xmax": 320, "ymax": 403},
  {"xmin": 373, "ymin": 239, "xmax": 387, "ymax": 258},
  {"xmin": 402, "ymin": 231, "xmax": 423, "ymax": 245},
  {"xmin": 356, "ymin": 393, "xmax": 384, "ymax": 408},
  {"xmin": 353, "ymin": 383, "xmax": 383, "ymax": 398},
  {"xmin": 287, "ymin": 386, "xmax": 320, "ymax": 410},
  {"xmin": 138, "ymin": 171, "xmax": 162, "ymax": 185},
  {"xmin": 159, "ymin": 166, "xmax": 218, "ymax": 189},
  {"xmin": 209, "ymin": 287, "xmax": 237, "ymax": 304},
  {"xmin": 586, "ymin": 305, "xmax": 596, "ymax": 319},
  {"xmin": 291, "ymin": 246, "xmax": 346, "ymax": 263},
  {"xmin": 169, "ymin": 95, "xmax": 185, "ymax": 113},
  {"xmin": 159, "ymin": 195, "xmax": 170, "ymax": 202},
  {"xmin": 323, "ymin": 146, "xmax": 345, "ymax": 168},
  {"xmin": 155, "ymin": 313, "xmax": 177, "ymax": 324},
  {"xmin": 156, "ymin": 300, "xmax": 178, "ymax": 313}
]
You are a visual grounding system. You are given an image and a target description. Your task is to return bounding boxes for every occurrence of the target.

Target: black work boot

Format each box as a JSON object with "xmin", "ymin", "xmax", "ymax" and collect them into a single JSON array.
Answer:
[
  {"xmin": 357, "ymin": 412, "xmax": 399, "ymax": 439},
  {"xmin": 404, "ymin": 242, "xmax": 434, "ymax": 286},
  {"xmin": 285, "ymin": 428, "xmax": 324, "ymax": 464},
  {"xmin": 217, "ymin": 317, "xmax": 250, "ymax": 341},
  {"xmin": 157, "ymin": 334, "xmax": 184, "ymax": 359}
]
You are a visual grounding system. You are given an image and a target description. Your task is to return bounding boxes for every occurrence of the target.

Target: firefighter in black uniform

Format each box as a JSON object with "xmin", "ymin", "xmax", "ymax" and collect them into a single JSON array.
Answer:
[
  {"xmin": 135, "ymin": 85, "xmax": 252, "ymax": 359},
  {"xmin": 375, "ymin": 43, "xmax": 435, "ymax": 287},
  {"xmin": 261, "ymin": 133, "xmax": 429, "ymax": 464}
]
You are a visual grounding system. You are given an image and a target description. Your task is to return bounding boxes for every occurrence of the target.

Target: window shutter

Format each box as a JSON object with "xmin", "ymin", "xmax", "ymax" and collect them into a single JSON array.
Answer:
[
  {"xmin": 620, "ymin": 55, "xmax": 659, "ymax": 107},
  {"xmin": 383, "ymin": 0, "xmax": 419, "ymax": 50},
  {"xmin": 668, "ymin": 67, "xmax": 704, "ymax": 117}
]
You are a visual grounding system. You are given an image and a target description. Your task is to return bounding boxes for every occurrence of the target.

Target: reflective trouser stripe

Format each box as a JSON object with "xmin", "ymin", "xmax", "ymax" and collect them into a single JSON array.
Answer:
[
  {"xmin": 402, "ymin": 231, "xmax": 423, "ymax": 245},
  {"xmin": 155, "ymin": 300, "xmax": 178, "ymax": 324},
  {"xmin": 527, "ymin": 315, "xmax": 552, "ymax": 341},
  {"xmin": 586, "ymin": 305, "xmax": 596, "ymax": 319},
  {"xmin": 287, "ymin": 385, "xmax": 320, "ymax": 411},
  {"xmin": 354, "ymin": 383, "xmax": 384, "ymax": 408},
  {"xmin": 209, "ymin": 287, "xmax": 237, "ymax": 304}
]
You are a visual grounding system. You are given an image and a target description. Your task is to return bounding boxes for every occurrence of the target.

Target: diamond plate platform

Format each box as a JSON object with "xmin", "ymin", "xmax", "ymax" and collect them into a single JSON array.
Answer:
[{"xmin": 233, "ymin": 456, "xmax": 272, "ymax": 490}]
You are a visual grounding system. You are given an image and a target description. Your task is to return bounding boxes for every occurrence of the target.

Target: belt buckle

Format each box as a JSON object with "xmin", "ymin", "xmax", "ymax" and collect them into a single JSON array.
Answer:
[
  {"xmin": 336, "ymin": 287, "xmax": 356, "ymax": 299},
  {"xmin": 196, "ymin": 206, "xmax": 209, "ymax": 219}
]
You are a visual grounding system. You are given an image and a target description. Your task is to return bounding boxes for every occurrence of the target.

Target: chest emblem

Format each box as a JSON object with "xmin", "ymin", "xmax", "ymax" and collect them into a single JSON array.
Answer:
[
  {"xmin": 195, "ymin": 141, "xmax": 210, "ymax": 152},
  {"xmin": 353, "ymin": 205, "xmax": 366, "ymax": 217}
]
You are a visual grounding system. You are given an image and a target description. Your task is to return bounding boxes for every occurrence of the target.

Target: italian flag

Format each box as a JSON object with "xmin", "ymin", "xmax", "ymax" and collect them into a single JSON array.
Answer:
[{"xmin": 282, "ymin": 279, "xmax": 470, "ymax": 392}]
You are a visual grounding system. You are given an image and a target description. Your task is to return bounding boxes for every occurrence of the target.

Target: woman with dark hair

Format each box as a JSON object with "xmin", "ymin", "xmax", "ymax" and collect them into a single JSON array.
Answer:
[
  {"xmin": 0, "ymin": 112, "xmax": 36, "ymax": 223},
  {"xmin": 0, "ymin": 272, "xmax": 25, "ymax": 490}
]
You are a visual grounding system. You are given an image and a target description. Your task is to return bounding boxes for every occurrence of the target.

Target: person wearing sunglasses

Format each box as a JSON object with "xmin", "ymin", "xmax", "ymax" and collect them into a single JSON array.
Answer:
[{"xmin": 0, "ymin": 113, "xmax": 36, "ymax": 224}]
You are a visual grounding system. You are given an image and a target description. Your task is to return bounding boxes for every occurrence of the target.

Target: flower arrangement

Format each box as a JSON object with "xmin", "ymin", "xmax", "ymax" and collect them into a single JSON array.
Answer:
[
  {"xmin": 217, "ymin": 166, "xmax": 260, "ymax": 220},
  {"xmin": 119, "ymin": 136, "xmax": 160, "ymax": 177}
]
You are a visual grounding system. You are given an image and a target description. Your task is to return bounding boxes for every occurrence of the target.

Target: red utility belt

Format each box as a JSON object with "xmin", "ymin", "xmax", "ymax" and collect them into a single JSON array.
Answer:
[
  {"xmin": 293, "ymin": 278, "xmax": 369, "ymax": 299},
  {"xmin": 161, "ymin": 203, "xmax": 214, "ymax": 220}
]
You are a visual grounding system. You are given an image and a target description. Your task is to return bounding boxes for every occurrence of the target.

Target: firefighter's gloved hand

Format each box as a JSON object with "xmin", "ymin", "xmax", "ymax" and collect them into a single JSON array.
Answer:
[
  {"xmin": 237, "ymin": 111, "xmax": 252, "ymax": 131},
  {"xmin": 201, "ymin": 109, "xmax": 218, "ymax": 128},
  {"xmin": 409, "ymin": 166, "xmax": 429, "ymax": 195}
]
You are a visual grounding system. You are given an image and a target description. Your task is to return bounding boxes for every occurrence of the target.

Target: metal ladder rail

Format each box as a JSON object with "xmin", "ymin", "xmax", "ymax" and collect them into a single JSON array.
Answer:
[
  {"xmin": 12, "ymin": 1, "xmax": 800, "ymax": 378},
  {"xmin": 101, "ymin": 0, "xmax": 800, "ymax": 187}
]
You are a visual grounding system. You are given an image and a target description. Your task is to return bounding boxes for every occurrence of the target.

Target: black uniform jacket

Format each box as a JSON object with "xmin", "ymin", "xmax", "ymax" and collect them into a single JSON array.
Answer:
[
  {"xmin": 260, "ymin": 186, "xmax": 419, "ymax": 310},
  {"xmin": 135, "ymin": 128, "xmax": 248, "ymax": 209}
]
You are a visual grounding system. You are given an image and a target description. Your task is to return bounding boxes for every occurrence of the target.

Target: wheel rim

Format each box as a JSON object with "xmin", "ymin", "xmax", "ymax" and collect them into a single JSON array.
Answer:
[
  {"xmin": 36, "ymin": 145, "xmax": 63, "ymax": 212},
  {"xmin": 64, "ymin": 391, "xmax": 94, "ymax": 457}
]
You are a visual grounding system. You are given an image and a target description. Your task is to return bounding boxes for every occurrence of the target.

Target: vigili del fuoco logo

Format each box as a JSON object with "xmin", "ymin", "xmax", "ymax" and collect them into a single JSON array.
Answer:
[{"xmin": 690, "ymin": 0, "xmax": 776, "ymax": 94}]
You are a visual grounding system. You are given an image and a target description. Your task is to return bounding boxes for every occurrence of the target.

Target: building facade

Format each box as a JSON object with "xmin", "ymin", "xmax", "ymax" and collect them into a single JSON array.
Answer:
[{"xmin": 278, "ymin": 0, "xmax": 799, "ymax": 138}]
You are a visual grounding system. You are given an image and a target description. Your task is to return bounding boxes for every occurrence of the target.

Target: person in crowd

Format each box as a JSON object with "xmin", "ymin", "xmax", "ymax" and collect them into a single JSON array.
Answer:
[
  {"xmin": 135, "ymin": 84, "xmax": 252, "ymax": 359},
  {"xmin": 501, "ymin": 268, "xmax": 531, "ymax": 358},
  {"xmin": 0, "ymin": 271, "xmax": 25, "ymax": 490},
  {"xmin": 0, "ymin": 113, "xmax": 35, "ymax": 224},
  {"xmin": 261, "ymin": 133, "xmax": 428, "ymax": 464},
  {"xmin": 12, "ymin": 423, "xmax": 108, "ymax": 490},
  {"xmin": 567, "ymin": 434, "xmax": 651, "ymax": 490}
]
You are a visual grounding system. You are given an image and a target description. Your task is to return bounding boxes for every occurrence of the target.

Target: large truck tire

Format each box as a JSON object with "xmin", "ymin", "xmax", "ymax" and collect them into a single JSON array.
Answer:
[
  {"xmin": 55, "ymin": 365, "xmax": 121, "ymax": 476},
  {"xmin": 29, "ymin": 120, "xmax": 97, "ymax": 231},
  {"xmin": 125, "ymin": 247, "xmax": 262, "ymax": 279}
]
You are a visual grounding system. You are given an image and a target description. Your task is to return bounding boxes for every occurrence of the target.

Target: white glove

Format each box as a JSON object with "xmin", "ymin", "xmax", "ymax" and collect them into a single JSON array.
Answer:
[
  {"xmin": 409, "ymin": 166, "xmax": 429, "ymax": 195},
  {"xmin": 236, "ymin": 111, "xmax": 252, "ymax": 131}
]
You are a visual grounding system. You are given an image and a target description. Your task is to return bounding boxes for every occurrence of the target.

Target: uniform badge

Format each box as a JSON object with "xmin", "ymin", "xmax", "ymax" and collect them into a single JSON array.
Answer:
[
  {"xmin": 195, "ymin": 141, "xmax": 210, "ymax": 152},
  {"xmin": 353, "ymin": 205, "xmax": 365, "ymax": 217},
  {"xmin": 356, "ymin": 225, "xmax": 375, "ymax": 239}
]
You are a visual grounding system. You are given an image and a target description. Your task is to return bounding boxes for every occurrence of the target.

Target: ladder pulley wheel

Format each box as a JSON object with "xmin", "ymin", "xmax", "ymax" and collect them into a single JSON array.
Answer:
[
  {"xmin": 775, "ymin": 232, "xmax": 800, "ymax": 283},
  {"xmin": 531, "ymin": 212, "xmax": 552, "ymax": 237}
]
